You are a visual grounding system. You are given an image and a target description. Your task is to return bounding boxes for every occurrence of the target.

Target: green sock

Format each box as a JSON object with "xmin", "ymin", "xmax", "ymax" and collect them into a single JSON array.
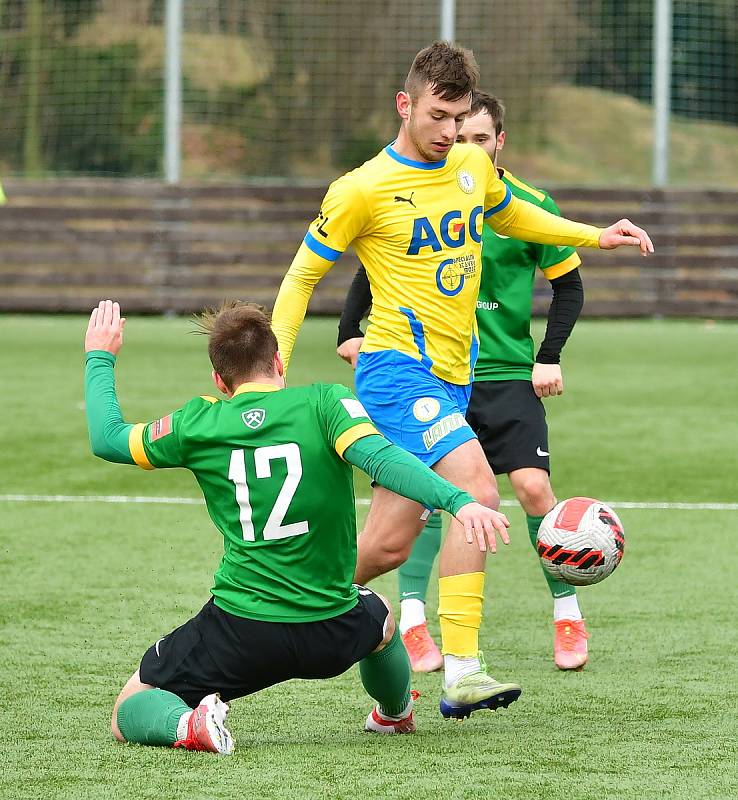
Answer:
[
  {"xmin": 116, "ymin": 689, "xmax": 191, "ymax": 746},
  {"xmin": 527, "ymin": 513, "xmax": 576, "ymax": 599},
  {"xmin": 359, "ymin": 628, "xmax": 412, "ymax": 717},
  {"xmin": 398, "ymin": 512, "xmax": 442, "ymax": 602}
]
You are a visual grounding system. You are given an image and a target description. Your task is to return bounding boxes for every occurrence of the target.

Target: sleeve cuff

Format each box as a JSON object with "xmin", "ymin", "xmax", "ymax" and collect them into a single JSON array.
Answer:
[
  {"xmin": 449, "ymin": 492, "xmax": 476, "ymax": 516},
  {"xmin": 541, "ymin": 252, "xmax": 582, "ymax": 280},
  {"xmin": 86, "ymin": 350, "xmax": 116, "ymax": 364}
]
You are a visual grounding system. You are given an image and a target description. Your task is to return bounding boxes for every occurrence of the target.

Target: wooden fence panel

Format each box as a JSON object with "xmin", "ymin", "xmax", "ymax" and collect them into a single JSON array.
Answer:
[{"xmin": 1, "ymin": 179, "xmax": 736, "ymax": 317}]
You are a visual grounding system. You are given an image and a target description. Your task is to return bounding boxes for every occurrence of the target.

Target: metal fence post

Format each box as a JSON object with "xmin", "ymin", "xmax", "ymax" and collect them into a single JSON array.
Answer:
[
  {"xmin": 164, "ymin": 0, "xmax": 183, "ymax": 184},
  {"xmin": 440, "ymin": 0, "xmax": 455, "ymax": 41},
  {"xmin": 652, "ymin": 0, "xmax": 672, "ymax": 187}
]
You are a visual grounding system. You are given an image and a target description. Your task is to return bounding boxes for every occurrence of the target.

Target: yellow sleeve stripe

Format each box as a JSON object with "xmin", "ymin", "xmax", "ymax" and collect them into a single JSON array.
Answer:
[
  {"xmin": 542, "ymin": 251, "xmax": 582, "ymax": 280},
  {"xmin": 334, "ymin": 423, "xmax": 379, "ymax": 460},
  {"xmin": 129, "ymin": 423, "xmax": 155, "ymax": 470},
  {"xmin": 503, "ymin": 172, "xmax": 546, "ymax": 203},
  {"xmin": 200, "ymin": 395, "xmax": 219, "ymax": 404}
]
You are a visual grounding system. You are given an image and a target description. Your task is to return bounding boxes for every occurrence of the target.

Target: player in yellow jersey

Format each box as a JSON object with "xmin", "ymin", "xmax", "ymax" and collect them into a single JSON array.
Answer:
[{"xmin": 271, "ymin": 42, "xmax": 653, "ymax": 719}]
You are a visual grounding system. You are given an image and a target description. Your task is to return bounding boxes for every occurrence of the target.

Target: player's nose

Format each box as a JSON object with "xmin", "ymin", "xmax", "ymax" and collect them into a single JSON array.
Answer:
[{"xmin": 441, "ymin": 121, "xmax": 456, "ymax": 141}]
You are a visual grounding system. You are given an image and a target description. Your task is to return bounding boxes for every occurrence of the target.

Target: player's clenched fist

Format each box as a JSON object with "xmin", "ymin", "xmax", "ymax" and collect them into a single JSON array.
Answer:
[
  {"xmin": 85, "ymin": 299, "xmax": 126, "ymax": 355},
  {"xmin": 454, "ymin": 502, "xmax": 511, "ymax": 553},
  {"xmin": 336, "ymin": 336, "xmax": 363, "ymax": 368},
  {"xmin": 532, "ymin": 363, "xmax": 564, "ymax": 398}
]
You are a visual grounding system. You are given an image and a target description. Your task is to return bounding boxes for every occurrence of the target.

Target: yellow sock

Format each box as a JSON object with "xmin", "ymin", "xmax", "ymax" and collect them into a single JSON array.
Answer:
[{"xmin": 438, "ymin": 572, "xmax": 485, "ymax": 657}]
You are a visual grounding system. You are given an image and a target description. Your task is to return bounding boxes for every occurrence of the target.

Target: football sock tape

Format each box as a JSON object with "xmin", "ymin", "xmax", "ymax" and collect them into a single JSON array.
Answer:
[{"xmin": 438, "ymin": 571, "xmax": 484, "ymax": 657}]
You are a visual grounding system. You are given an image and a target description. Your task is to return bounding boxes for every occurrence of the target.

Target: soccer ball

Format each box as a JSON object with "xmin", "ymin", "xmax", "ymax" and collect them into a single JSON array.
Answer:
[{"xmin": 536, "ymin": 497, "xmax": 625, "ymax": 586}]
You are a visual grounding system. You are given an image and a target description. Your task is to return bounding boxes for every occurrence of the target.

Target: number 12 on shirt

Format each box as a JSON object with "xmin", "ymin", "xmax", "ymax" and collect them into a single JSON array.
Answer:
[{"xmin": 228, "ymin": 444, "xmax": 309, "ymax": 542}]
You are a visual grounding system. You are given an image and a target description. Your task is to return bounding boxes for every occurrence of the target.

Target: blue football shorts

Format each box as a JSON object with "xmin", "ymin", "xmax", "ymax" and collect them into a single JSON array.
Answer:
[{"xmin": 355, "ymin": 350, "xmax": 476, "ymax": 467}]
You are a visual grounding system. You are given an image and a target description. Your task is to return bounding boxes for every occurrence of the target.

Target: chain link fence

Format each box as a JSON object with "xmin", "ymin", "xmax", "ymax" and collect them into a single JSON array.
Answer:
[{"xmin": 1, "ymin": 0, "xmax": 736, "ymax": 186}]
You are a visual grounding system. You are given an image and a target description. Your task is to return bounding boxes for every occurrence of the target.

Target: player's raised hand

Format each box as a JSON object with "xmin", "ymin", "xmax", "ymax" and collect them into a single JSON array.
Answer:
[
  {"xmin": 336, "ymin": 336, "xmax": 364, "ymax": 369},
  {"xmin": 455, "ymin": 502, "xmax": 510, "ymax": 553},
  {"xmin": 85, "ymin": 299, "xmax": 126, "ymax": 355},
  {"xmin": 599, "ymin": 218, "xmax": 654, "ymax": 256},
  {"xmin": 532, "ymin": 363, "xmax": 563, "ymax": 397}
]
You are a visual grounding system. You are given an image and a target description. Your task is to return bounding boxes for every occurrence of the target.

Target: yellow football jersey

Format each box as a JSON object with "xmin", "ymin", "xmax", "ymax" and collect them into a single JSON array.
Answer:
[{"xmin": 272, "ymin": 142, "xmax": 601, "ymax": 384}]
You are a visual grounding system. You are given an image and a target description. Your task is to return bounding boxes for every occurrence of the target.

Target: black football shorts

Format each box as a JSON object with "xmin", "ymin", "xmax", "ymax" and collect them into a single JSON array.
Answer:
[
  {"xmin": 139, "ymin": 587, "xmax": 389, "ymax": 708},
  {"xmin": 466, "ymin": 379, "xmax": 550, "ymax": 475}
]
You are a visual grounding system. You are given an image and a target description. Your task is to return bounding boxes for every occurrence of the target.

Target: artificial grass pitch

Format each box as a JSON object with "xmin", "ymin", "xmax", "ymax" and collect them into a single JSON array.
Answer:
[{"xmin": 0, "ymin": 315, "xmax": 736, "ymax": 799}]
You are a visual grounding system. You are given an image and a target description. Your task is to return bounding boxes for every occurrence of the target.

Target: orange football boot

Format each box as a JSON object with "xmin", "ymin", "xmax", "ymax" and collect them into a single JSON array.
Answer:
[
  {"xmin": 402, "ymin": 623, "xmax": 443, "ymax": 672},
  {"xmin": 553, "ymin": 618, "xmax": 589, "ymax": 670}
]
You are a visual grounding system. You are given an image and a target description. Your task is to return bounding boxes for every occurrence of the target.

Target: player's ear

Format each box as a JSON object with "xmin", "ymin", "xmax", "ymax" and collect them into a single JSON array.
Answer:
[
  {"xmin": 212, "ymin": 370, "xmax": 229, "ymax": 395},
  {"xmin": 274, "ymin": 351, "xmax": 285, "ymax": 377},
  {"xmin": 396, "ymin": 91, "xmax": 411, "ymax": 122},
  {"xmin": 497, "ymin": 130, "xmax": 506, "ymax": 151}
]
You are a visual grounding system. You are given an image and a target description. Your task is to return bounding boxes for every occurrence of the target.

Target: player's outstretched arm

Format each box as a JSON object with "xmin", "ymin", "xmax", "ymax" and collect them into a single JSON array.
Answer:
[
  {"xmin": 84, "ymin": 300, "xmax": 137, "ymax": 465},
  {"xmin": 488, "ymin": 196, "xmax": 654, "ymax": 255},
  {"xmin": 344, "ymin": 434, "xmax": 510, "ymax": 553}
]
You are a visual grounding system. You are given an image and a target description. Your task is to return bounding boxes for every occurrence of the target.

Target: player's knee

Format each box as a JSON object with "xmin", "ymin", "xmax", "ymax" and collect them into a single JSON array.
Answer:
[
  {"xmin": 381, "ymin": 544, "xmax": 413, "ymax": 572},
  {"xmin": 517, "ymin": 474, "xmax": 554, "ymax": 515},
  {"xmin": 374, "ymin": 593, "xmax": 397, "ymax": 648},
  {"xmin": 468, "ymin": 478, "xmax": 499, "ymax": 510},
  {"xmin": 111, "ymin": 710, "xmax": 126, "ymax": 743},
  {"xmin": 367, "ymin": 538, "xmax": 414, "ymax": 572}
]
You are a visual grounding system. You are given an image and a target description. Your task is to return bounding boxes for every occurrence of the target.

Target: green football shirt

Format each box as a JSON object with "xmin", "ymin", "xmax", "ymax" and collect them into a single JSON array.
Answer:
[
  {"xmin": 129, "ymin": 382, "xmax": 378, "ymax": 623},
  {"xmin": 474, "ymin": 170, "xmax": 581, "ymax": 381}
]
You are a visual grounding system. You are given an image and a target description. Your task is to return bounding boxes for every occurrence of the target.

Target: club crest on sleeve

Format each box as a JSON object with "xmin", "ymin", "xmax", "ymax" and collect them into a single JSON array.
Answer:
[
  {"xmin": 151, "ymin": 414, "xmax": 173, "ymax": 441},
  {"xmin": 242, "ymin": 409, "xmax": 266, "ymax": 429},
  {"xmin": 457, "ymin": 170, "xmax": 475, "ymax": 194},
  {"xmin": 340, "ymin": 398, "xmax": 369, "ymax": 419}
]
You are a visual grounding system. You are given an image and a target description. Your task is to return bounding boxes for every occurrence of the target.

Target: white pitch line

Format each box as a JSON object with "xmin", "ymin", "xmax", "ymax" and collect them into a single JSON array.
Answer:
[
  {"xmin": 0, "ymin": 494, "xmax": 204, "ymax": 506},
  {"xmin": 356, "ymin": 498, "xmax": 738, "ymax": 511},
  {"xmin": 0, "ymin": 494, "xmax": 736, "ymax": 511}
]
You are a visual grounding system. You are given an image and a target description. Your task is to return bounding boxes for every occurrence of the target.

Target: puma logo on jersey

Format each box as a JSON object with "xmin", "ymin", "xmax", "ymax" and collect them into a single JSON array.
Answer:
[{"xmin": 394, "ymin": 192, "xmax": 416, "ymax": 208}]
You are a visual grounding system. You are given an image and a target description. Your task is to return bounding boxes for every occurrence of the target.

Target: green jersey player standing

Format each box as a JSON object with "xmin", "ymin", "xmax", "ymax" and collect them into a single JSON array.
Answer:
[
  {"xmin": 337, "ymin": 92, "xmax": 589, "ymax": 674},
  {"xmin": 84, "ymin": 299, "xmax": 509, "ymax": 754}
]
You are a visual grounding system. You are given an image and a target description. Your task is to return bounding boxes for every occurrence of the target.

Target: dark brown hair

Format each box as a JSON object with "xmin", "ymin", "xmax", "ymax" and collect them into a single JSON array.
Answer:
[
  {"xmin": 405, "ymin": 41, "xmax": 479, "ymax": 102},
  {"xmin": 470, "ymin": 91, "xmax": 506, "ymax": 136},
  {"xmin": 196, "ymin": 301, "xmax": 278, "ymax": 389}
]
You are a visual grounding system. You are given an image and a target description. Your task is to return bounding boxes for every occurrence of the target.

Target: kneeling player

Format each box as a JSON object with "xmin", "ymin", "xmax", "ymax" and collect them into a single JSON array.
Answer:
[{"xmin": 84, "ymin": 300, "xmax": 510, "ymax": 754}]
